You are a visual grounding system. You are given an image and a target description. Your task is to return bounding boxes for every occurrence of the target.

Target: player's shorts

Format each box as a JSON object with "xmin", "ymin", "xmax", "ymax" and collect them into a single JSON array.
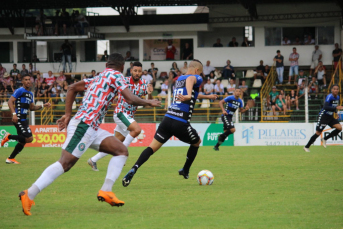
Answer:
[
  {"xmin": 222, "ymin": 115, "xmax": 235, "ymax": 131},
  {"xmin": 113, "ymin": 112, "xmax": 135, "ymax": 137},
  {"xmin": 316, "ymin": 113, "xmax": 340, "ymax": 132},
  {"xmin": 14, "ymin": 120, "xmax": 32, "ymax": 138},
  {"xmin": 62, "ymin": 118, "xmax": 112, "ymax": 158},
  {"xmin": 154, "ymin": 116, "xmax": 200, "ymax": 145}
]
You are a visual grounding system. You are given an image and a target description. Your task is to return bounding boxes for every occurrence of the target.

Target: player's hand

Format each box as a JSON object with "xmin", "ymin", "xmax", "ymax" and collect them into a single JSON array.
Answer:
[
  {"xmin": 43, "ymin": 102, "xmax": 51, "ymax": 108},
  {"xmin": 12, "ymin": 114, "xmax": 18, "ymax": 124},
  {"xmin": 148, "ymin": 99, "xmax": 161, "ymax": 107},
  {"xmin": 222, "ymin": 111, "xmax": 228, "ymax": 116},
  {"xmin": 337, "ymin": 106, "xmax": 343, "ymax": 110},
  {"xmin": 207, "ymin": 94, "xmax": 218, "ymax": 100},
  {"xmin": 147, "ymin": 84, "xmax": 153, "ymax": 94},
  {"xmin": 56, "ymin": 115, "xmax": 66, "ymax": 131},
  {"xmin": 176, "ymin": 94, "xmax": 191, "ymax": 102}
]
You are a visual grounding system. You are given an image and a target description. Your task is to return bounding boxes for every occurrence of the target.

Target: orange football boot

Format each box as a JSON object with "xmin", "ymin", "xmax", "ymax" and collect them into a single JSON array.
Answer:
[
  {"xmin": 1, "ymin": 133, "xmax": 10, "ymax": 146},
  {"xmin": 97, "ymin": 190, "xmax": 124, "ymax": 207},
  {"xmin": 6, "ymin": 158, "xmax": 20, "ymax": 164},
  {"xmin": 19, "ymin": 190, "xmax": 35, "ymax": 216}
]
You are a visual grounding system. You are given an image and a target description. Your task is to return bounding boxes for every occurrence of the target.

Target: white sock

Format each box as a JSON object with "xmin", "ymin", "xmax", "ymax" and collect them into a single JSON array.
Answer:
[
  {"xmin": 91, "ymin": 152, "xmax": 108, "ymax": 163},
  {"xmin": 123, "ymin": 134, "xmax": 135, "ymax": 148},
  {"xmin": 101, "ymin": 155, "xmax": 128, "ymax": 192},
  {"xmin": 29, "ymin": 161, "xmax": 64, "ymax": 200}
]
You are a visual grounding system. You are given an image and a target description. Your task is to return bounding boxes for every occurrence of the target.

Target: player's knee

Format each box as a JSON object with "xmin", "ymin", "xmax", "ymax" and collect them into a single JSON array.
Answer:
[
  {"xmin": 131, "ymin": 126, "xmax": 142, "ymax": 137},
  {"xmin": 192, "ymin": 138, "xmax": 201, "ymax": 147},
  {"xmin": 25, "ymin": 136, "xmax": 33, "ymax": 143},
  {"xmin": 116, "ymin": 145, "xmax": 129, "ymax": 157}
]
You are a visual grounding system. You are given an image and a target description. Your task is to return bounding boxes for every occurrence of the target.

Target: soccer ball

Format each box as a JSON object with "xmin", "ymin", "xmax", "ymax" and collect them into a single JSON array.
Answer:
[{"xmin": 197, "ymin": 170, "xmax": 214, "ymax": 185}]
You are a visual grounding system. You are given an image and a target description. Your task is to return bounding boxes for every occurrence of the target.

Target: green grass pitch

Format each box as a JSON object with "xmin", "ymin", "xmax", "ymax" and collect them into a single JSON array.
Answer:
[{"xmin": 0, "ymin": 146, "xmax": 342, "ymax": 229}]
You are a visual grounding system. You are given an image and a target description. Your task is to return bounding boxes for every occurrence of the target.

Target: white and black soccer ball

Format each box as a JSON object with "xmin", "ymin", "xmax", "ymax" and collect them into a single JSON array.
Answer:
[{"xmin": 197, "ymin": 170, "xmax": 214, "ymax": 185}]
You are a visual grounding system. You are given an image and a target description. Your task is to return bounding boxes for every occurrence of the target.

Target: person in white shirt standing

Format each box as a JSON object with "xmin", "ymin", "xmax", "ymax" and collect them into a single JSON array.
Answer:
[
  {"xmin": 141, "ymin": 70, "xmax": 154, "ymax": 85},
  {"xmin": 214, "ymin": 79, "xmax": 224, "ymax": 99},
  {"xmin": 309, "ymin": 45, "xmax": 322, "ymax": 77},
  {"xmin": 203, "ymin": 60, "xmax": 215, "ymax": 77}
]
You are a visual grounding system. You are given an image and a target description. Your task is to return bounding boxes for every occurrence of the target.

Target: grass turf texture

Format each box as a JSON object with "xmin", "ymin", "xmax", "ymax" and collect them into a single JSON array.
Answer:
[{"xmin": 0, "ymin": 146, "xmax": 342, "ymax": 229}]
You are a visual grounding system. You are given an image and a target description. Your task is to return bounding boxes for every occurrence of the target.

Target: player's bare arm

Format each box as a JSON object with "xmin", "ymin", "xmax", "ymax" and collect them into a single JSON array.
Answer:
[
  {"xmin": 29, "ymin": 101, "xmax": 51, "ymax": 111},
  {"xmin": 64, "ymin": 80, "xmax": 86, "ymax": 127},
  {"xmin": 8, "ymin": 96, "xmax": 18, "ymax": 123},
  {"xmin": 121, "ymin": 87, "xmax": 160, "ymax": 107},
  {"xmin": 197, "ymin": 93, "xmax": 217, "ymax": 100},
  {"xmin": 219, "ymin": 99, "xmax": 228, "ymax": 115}
]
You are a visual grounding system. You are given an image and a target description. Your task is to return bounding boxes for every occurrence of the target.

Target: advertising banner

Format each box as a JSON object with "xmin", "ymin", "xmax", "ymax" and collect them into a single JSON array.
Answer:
[
  {"xmin": 143, "ymin": 39, "xmax": 180, "ymax": 61},
  {"xmin": 235, "ymin": 123, "xmax": 313, "ymax": 146},
  {"xmin": 0, "ymin": 123, "xmax": 157, "ymax": 148},
  {"xmin": 157, "ymin": 123, "xmax": 233, "ymax": 147},
  {"xmin": 313, "ymin": 122, "xmax": 343, "ymax": 146}
]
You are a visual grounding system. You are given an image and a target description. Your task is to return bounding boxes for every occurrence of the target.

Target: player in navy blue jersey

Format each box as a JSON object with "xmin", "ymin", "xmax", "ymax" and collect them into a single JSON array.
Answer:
[
  {"xmin": 304, "ymin": 84, "xmax": 342, "ymax": 152},
  {"xmin": 1, "ymin": 75, "xmax": 51, "ymax": 164},
  {"xmin": 122, "ymin": 60, "xmax": 217, "ymax": 186},
  {"xmin": 214, "ymin": 88, "xmax": 250, "ymax": 151}
]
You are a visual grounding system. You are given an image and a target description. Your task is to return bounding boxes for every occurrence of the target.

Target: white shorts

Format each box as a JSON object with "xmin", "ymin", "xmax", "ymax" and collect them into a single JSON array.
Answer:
[
  {"xmin": 62, "ymin": 118, "xmax": 112, "ymax": 158},
  {"xmin": 113, "ymin": 112, "xmax": 135, "ymax": 137},
  {"xmin": 310, "ymin": 60, "xmax": 318, "ymax": 69}
]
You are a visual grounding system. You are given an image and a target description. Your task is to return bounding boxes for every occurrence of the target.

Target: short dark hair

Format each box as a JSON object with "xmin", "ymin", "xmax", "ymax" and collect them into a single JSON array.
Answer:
[
  {"xmin": 22, "ymin": 74, "xmax": 30, "ymax": 79},
  {"xmin": 331, "ymin": 84, "xmax": 339, "ymax": 89},
  {"xmin": 132, "ymin": 61, "xmax": 142, "ymax": 68},
  {"xmin": 107, "ymin": 53, "xmax": 125, "ymax": 68}
]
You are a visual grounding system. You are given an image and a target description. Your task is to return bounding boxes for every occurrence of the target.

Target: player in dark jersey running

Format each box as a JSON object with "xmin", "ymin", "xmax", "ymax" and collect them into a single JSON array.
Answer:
[
  {"xmin": 1, "ymin": 75, "xmax": 51, "ymax": 164},
  {"xmin": 304, "ymin": 84, "xmax": 342, "ymax": 152},
  {"xmin": 122, "ymin": 60, "xmax": 217, "ymax": 186},
  {"xmin": 213, "ymin": 88, "xmax": 250, "ymax": 151}
]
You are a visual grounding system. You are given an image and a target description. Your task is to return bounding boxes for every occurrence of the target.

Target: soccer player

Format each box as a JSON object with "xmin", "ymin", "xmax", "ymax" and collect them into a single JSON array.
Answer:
[
  {"xmin": 122, "ymin": 59, "xmax": 217, "ymax": 186},
  {"xmin": 213, "ymin": 88, "xmax": 250, "ymax": 151},
  {"xmin": 304, "ymin": 84, "xmax": 342, "ymax": 152},
  {"xmin": 87, "ymin": 61, "xmax": 153, "ymax": 171},
  {"xmin": 18, "ymin": 53, "xmax": 160, "ymax": 216},
  {"xmin": 1, "ymin": 75, "xmax": 51, "ymax": 164}
]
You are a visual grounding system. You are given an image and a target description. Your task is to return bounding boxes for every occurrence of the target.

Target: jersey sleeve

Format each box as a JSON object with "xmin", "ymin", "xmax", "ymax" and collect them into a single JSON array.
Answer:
[
  {"xmin": 239, "ymin": 99, "xmax": 243, "ymax": 108},
  {"xmin": 83, "ymin": 78, "xmax": 93, "ymax": 91},
  {"xmin": 12, "ymin": 88, "xmax": 23, "ymax": 99},
  {"xmin": 195, "ymin": 75, "xmax": 203, "ymax": 87},
  {"xmin": 325, "ymin": 94, "xmax": 332, "ymax": 103},
  {"xmin": 224, "ymin": 95, "xmax": 232, "ymax": 103},
  {"xmin": 30, "ymin": 92, "xmax": 35, "ymax": 104}
]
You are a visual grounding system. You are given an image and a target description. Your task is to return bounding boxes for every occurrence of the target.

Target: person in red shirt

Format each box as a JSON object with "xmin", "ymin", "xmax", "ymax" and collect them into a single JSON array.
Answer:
[
  {"xmin": 165, "ymin": 40, "xmax": 176, "ymax": 60},
  {"xmin": 45, "ymin": 71, "xmax": 56, "ymax": 86}
]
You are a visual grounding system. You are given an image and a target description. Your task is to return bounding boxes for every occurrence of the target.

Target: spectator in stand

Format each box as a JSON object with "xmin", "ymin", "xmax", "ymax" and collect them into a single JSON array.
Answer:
[
  {"xmin": 314, "ymin": 61, "xmax": 327, "ymax": 87},
  {"xmin": 268, "ymin": 86, "xmax": 279, "ymax": 109},
  {"xmin": 282, "ymin": 36, "xmax": 291, "ymax": 45},
  {"xmin": 35, "ymin": 9, "xmax": 46, "ymax": 36},
  {"xmin": 32, "ymin": 55, "xmax": 40, "ymax": 63},
  {"xmin": 126, "ymin": 62, "xmax": 133, "ymax": 77},
  {"xmin": 304, "ymin": 35, "xmax": 315, "ymax": 45},
  {"xmin": 14, "ymin": 73, "xmax": 22, "ymax": 89},
  {"xmin": 293, "ymin": 37, "xmax": 302, "ymax": 45},
  {"xmin": 60, "ymin": 39, "xmax": 72, "ymax": 72},
  {"xmin": 222, "ymin": 60, "xmax": 235, "ymax": 79},
  {"xmin": 165, "ymin": 40, "xmax": 176, "ymax": 60},
  {"xmin": 241, "ymin": 37, "xmax": 251, "ymax": 47},
  {"xmin": 35, "ymin": 72, "xmax": 44, "ymax": 85},
  {"xmin": 74, "ymin": 10, "xmax": 88, "ymax": 35},
  {"xmin": 9, "ymin": 64, "xmax": 19, "ymax": 78},
  {"xmin": 208, "ymin": 71, "xmax": 217, "ymax": 84},
  {"xmin": 37, "ymin": 81, "xmax": 49, "ymax": 102},
  {"xmin": 297, "ymin": 81, "xmax": 306, "ymax": 99},
  {"xmin": 273, "ymin": 50, "xmax": 284, "ymax": 84},
  {"xmin": 0, "ymin": 82, "xmax": 5, "ymax": 102},
  {"xmin": 274, "ymin": 94, "xmax": 287, "ymax": 115},
  {"xmin": 158, "ymin": 79, "xmax": 169, "ymax": 109},
  {"xmin": 213, "ymin": 38, "xmax": 223, "ymax": 47},
  {"xmin": 170, "ymin": 62, "xmax": 179, "ymax": 77},
  {"xmin": 56, "ymin": 71, "xmax": 66, "ymax": 87},
  {"xmin": 124, "ymin": 51, "xmax": 134, "ymax": 61},
  {"xmin": 20, "ymin": 64, "xmax": 29, "ymax": 76},
  {"xmin": 287, "ymin": 89, "xmax": 299, "ymax": 110},
  {"xmin": 60, "ymin": 81, "xmax": 69, "ymax": 102},
  {"xmin": 332, "ymin": 43, "xmax": 342, "ymax": 69},
  {"xmin": 101, "ymin": 50, "xmax": 109, "ymax": 61},
  {"xmin": 239, "ymin": 80, "xmax": 248, "ymax": 97},
  {"xmin": 203, "ymin": 60, "xmax": 215, "ymax": 77},
  {"xmin": 309, "ymin": 45, "xmax": 322, "ymax": 76},
  {"xmin": 148, "ymin": 62, "xmax": 158, "ymax": 78},
  {"xmin": 45, "ymin": 71, "xmax": 56, "ymax": 86},
  {"xmin": 142, "ymin": 70, "xmax": 154, "ymax": 84},
  {"xmin": 279, "ymin": 89, "xmax": 286, "ymax": 100},
  {"xmin": 28, "ymin": 63, "xmax": 38, "ymax": 76},
  {"xmin": 3, "ymin": 72, "xmax": 14, "ymax": 98},
  {"xmin": 180, "ymin": 62, "xmax": 188, "ymax": 75},
  {"xmin": 288, "ymin": 47, "xmax": 299, "ymax": 85},
  {"xmin": 50, "ymin": 81, "xmax": 61, "ymax": 103},
  {"xmin": 204, "ymin": 80, "xmax": 214, "ymax": 96},
  {"xmin": 254, "ymin": 60, "xmax": 265, "ymax": 79},
  {"xmin": 296, "ymin": 70, "xmax": 308, "ymax": 89},
  {"xmin": 59, "ymin": 8, "xmax": 70, "ymax": 35},
  {"xmin": 228, "ymin": 37, "xmax": 238, "ymax": 47},
  {"xmin": 214, "ymin": 79, "xmax": 224, "ymax": 99},
  {"xmin": 182, "ymin": 43, "xmax": 193, "ymax": 60},
  {"xmin": 89, "ymin": 70, "xmax": 96, "ymax": 78},
  {"xmin": 0, "ymin": 63, "xmax": 7, "ymax": 82},
  {"xmin": 308, "ymin": 76, "xmax": 319, "ymax": 100},
  {"xmin": 226, "ymin": 79, "xmax": 236, "ymax": 95}
]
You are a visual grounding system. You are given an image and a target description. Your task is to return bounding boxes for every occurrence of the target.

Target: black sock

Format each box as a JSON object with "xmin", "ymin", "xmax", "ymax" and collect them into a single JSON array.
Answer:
[
  {"xmin": 324, "ymin": 129, "xmax": 341, "ymax": 140},
  {"xmin": 215, "ymin": 130, "xmax": 232, "ymax": 148},
  {"xmin": 9, "ymin": 143, "xmax": 25, "ymax": 159},
  {"xmin": 305, "ymin": 133, "xmax": 320, "ymax": 148},
  {"xmin": 133, "ymin": 147, "xmax": 154, "ymax": 171},
  {"xmin": 8, "ymin": 135, "xmax": 26, "ymax": 144},
  {"xmin": 183, "ymin": 145, "xmax": 199, "ymax": 173}
]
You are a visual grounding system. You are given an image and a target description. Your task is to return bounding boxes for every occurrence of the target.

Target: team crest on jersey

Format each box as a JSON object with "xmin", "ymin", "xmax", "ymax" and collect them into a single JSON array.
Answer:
[{"xmin": 78, "ymin": 143, "xmax": 86, "ymax": 151}]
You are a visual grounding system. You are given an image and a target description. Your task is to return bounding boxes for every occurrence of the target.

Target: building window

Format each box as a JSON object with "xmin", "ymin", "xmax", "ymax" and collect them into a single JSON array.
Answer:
[
  {"xmin": 265, "ymin": 27, "xmax": 282, "ymax": 46},
  {"xmin": 0, "ymin": 42, "xmax": 13, "ymax": 63},
  {"xmin": 317, "ymin": 26, "xmax": 334, "ymax": 45},
  {"xmin": 143, "ymin": 9, "xmax": 156, "ymax": 15},
  {"xmin": 245, "ymin": 26, "xmax": 253, "ymax": 41}
]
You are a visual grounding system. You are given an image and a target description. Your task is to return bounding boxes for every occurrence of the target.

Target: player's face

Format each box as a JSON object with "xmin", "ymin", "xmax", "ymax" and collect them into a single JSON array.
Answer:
[
  {"xmin": 331, "ymin": 86, "xmax": 339, "ymax": 96},
  {"xmin": 22, "ymin": 76, "xmax": 31, "ymax": 88},
  {"xmin": 234, "ymin": 89, "xmax": 241, "ymax": 97},
  {"xmin": 131, "ymin": 66, "xmax": 142, "ymax": 82}
]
